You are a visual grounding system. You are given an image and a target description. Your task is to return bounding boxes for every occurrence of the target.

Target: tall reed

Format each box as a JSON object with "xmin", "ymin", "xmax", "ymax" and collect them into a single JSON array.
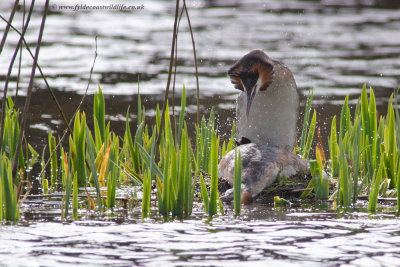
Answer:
[
  {"xmin": 0, "ymin": 156, "xmax": 19, "ymax": 221},
  {"xmin": 48, "ymin": 130, "xmax": 57, "ymax": 187},
  {"xmin": 233, "ymin": 149, "xmax": 242, "ymax": 215}
]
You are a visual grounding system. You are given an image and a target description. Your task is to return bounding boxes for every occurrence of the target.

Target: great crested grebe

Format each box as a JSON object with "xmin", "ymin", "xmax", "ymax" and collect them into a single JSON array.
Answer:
[{"xmin": 219, "ymin": 49, "xmax": 308, "ymax": 204}]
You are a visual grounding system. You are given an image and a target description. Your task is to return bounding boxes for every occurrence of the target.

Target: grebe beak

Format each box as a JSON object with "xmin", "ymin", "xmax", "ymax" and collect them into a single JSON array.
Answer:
[{"xmin": 246, "ymin": 85, "xmax": 257, "ymax": 117}]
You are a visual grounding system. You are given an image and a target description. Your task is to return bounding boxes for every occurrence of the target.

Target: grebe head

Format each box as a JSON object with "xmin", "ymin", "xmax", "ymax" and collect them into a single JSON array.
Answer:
[{"xmin": 228, "ymin": 49, "xmax": 275, "ymax": 117}]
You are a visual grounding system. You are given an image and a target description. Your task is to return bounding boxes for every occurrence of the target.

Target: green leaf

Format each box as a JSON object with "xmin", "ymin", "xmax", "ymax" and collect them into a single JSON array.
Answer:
[
  {"xmin": 234, "ymin": 149, "xmax": 242, "ymax": 215},
  {"xmin": 299, "ymin": 88, "xmax": 314, "ymax": 155},
  {"xmin": 302, "ymin": 109, "xmax": 317, "ymax": 159}
]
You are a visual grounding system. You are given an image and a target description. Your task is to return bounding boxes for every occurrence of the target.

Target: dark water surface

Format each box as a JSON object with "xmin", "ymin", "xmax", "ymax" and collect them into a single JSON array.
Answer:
[{"xmin": 1, "ymin": 0, "xmax": 400, "ymax": 266}]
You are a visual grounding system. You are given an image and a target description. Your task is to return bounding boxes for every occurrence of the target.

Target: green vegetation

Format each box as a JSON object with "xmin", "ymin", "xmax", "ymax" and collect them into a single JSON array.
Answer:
[
  {"xmin": 1, "ymin": 157, "xmax": 19, "ymax": 221},
  {"xmin": 298, "ymin": 89, "xmax": 316, "ymax": 158},
  {"xmin": 233, "ymin": 149, "xmax": 242, "ymax": 215},
  {"xmin": 302, "ymin": 85, "xmax": 400, "ymax": 212},
  {"xmin": 1, "ymin": 97, "xmax": 37, "ymax": 221},
  {"xmin": 2, "ymin": 84, "xmax": 400, "ymax": 223}
]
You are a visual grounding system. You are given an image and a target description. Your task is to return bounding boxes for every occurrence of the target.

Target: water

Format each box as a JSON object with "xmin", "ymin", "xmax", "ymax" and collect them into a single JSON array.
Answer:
[
  {"xmin": 1, "ymin": 0, "xmax": 400, "ymax": 265},
  {"xmin": 1, "ymin": 202, "xmax": 400, "ymax": 266}
]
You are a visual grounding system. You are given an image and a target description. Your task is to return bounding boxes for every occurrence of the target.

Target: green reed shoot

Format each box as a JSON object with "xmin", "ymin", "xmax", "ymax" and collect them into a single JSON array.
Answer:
[
  {"xmin": 0, "ymin": 156, "xmax": 19, "ymax": 221},
  {"xmin": 85, "ymin": 126, "xmax": 103, "ymax": 211},
  {"xmin": 233, "ymin": 148, "xmax": 242, "ymax": 215},
  {"xmin": 185, "ymin": 126, "xmax": 194, "ymax": 216},
  {"xmin": 138, "ymin": 144, "xmax": 163, "ymax": 179},
  {"xmin": 73, "ymin": 171, "xmax": 78, "ymax": 213},
  {"xmin": 369, "ymin": 156, "xmax": 384, "ymax": 212},
  {"xmin": 123, "ymin": 88, "xmax": 145, "ymax": 179},
  {"xmin": 137, "ymin": 84, "xmax": 143, "ymax": 127},
  {"xmin": 302, "ymin": 109, "xmax": 317, "ymax": 159},
  {"xmin": 41, "ymin": 146, "xmax": 49, "ymax": 194},
  {"xmin": 177, "ymin": 86, "xmax": 186, "ymax": 145},
  {"xmin": 158, "ymin": 141, "xmax": 172, "ymax": 216},
  {"xmin": 64, "ymin": 164, "xmax": 72, "ymax": 219},
  {"xmin": 48, "ymin": 130, "xmax": 57, "ymax": 187},
  {"xmin": 333, "ymin": 94, "xmax": 353, "ymax": 206},
  {"xmin": 125, "ymin": 92, "xmax": 145, "ymax": 176},
  {"xmin": 340, "ymin": 139, "xmax": 354, "ymax": 205},
  {"xmin": 1, "ymin": 97, "xmax": 24, "ymax": 172},
  {"xmin": 145, "ymin": 129, "xmax": 156, "ymax": 217},
  {"xmin": 26, "ymin": 144, "xmax": 39, "ymax": 174},
  {"xmin": 208, "ymin": 131, "xmax": 219, "ymax": 216},
  {"xmin": 329, "ymin": 116, "xmax": 339, "ymax": 178},
  {"xmin": 125, "ymin": 108, "xmax": 141, "ymax": 175},
  {"xmin": 339, "ymin": 95, "xmax": 351, "ymax": 141},
  {"xmin": 156, "ymin": 104, "xmax": 161, "ymax": 134},
  {"xmin": 196, "ymin": 109, "xmax": 215, "ymax": 172},
  {"xmin": 70, "ymin": 112, "xmax": 87, "ymax": 186},
  {"xmin": 301, "ymin": 141, "xmax": 328, "ymax": 199},
  {"xmin": 94, "ymin": 86, "xmax": 106, "ymax": 148},
  {"xmin": 175, "ymin": 123, "xmax": 188, "ymax": 216},
  {"xmin": 312, "ymin": 148, "xmax": 329, "ymax": 199},
  {"xmin": 0, "ymin": 167, "xmax": 2, "ymax": 221},
  {"xmin": 43, "ymin": 179, "xmax": 49, "ymax": 194},
  {"xmin": 397, "ymin": 160, "xmax": 400, "ymax": 213},
  {"xmin": 298, "ymin": 88, "xmax": 314, "ymax": 156},
  {"xmin": 196, "ymin": 117, "xmax": 222, "ymax": 217},
  {"xmin": 107, "ymin": 134, "xmax": 119, "ymax": 209},
  {"xmin": 384, "ymin": 96, "xmax": 397, "ymax": 188},
  {"xmin": 350, "ymin": 115, "xmax": 361, "ymax": 204},
  {"xmin": 142, "ymin": 169, "xmax": 151, "ymax": 216},
  {"xmin": 199, "ymin": 173, "xmax": 209, "ymax": 213}
]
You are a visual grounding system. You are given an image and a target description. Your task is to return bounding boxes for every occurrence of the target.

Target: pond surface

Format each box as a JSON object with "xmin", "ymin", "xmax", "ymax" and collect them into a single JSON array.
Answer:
[
  {"xmin": 1, "ymin": 201, "xmax": 400, "ymax": 266},
  {"xmin": 1, "ymin": 0, "xmax": 400, "ymax": 266}
]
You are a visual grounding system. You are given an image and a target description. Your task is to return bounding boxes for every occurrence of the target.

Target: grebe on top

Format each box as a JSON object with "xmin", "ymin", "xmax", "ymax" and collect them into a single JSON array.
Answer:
[{"xmin": 219, "ymin": 49, "xmax": 308, "ymax": 204}]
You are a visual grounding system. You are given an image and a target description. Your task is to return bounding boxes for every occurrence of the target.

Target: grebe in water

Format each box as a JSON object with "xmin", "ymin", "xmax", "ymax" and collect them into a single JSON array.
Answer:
[{"xmin": 219, "ymin": 49, "xmax": 308, "ymax": 203}]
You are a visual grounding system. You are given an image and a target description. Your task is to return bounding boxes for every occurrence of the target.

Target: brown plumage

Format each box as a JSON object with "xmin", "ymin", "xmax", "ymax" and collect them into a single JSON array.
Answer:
[{"xmin": 219, "ymin": 49, "xmax": 308, "ymax": 203}]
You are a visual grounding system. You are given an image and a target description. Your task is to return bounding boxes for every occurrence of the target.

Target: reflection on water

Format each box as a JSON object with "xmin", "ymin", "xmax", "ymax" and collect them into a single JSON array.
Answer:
[{"xmin": 1, "ymin": 0, "xmax": 400, "ymax": 265}]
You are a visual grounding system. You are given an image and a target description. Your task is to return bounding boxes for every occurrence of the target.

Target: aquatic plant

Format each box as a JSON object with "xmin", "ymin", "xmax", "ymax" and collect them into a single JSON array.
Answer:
[
  {"xmin": 85, "ymin": 124, "xmax": 103, "ymax": 212},
  {"xmin": 0, "ymin": 156, "xmax": 20, "ymax": 221},
  {"xmin": 48, "ymin": 130, "xmax": 57, "ymax": 187},
  {"xmin": 5, "ymin": 79, "xmax": 400, "ymax": 221},
  {"xmin": 196, "ymin": 109, "xmax": 216, "ymax": 173},
  {"xmin": 0, "ymin": 97, "xmax": 38, "ymax": 221},
  {"xmin": 302, "ymin": 150, "xmax": 329, "ymax": 200},
  {"xmin": 69, "ymin": 112, "xmax": 87, "ymax": 187},
  {"xmin": 155, "ymin": 90, "xmax": 195, "ymax": 217},
  {"xmin": 233, "ymin": 149, "xmax": 242, "ymax": 215},
  {"xmin": 297, "ymin": 85, "xmax": 400, "ymax": 213},
  {"xmin": 298, "ymin": 88, "xmax": 315, "ymax": 158},
  {"xmin": 0, "ymin": 97, "xmax": 24, "ymax": 177},
  {"xmin": 106, "ymin": 134, "xmax": 119, "ymax": 209},
  {"xmin": 321, "ymin": 85, "xmax": 400, "ymax": 211},
  {"xmin": 63, "ymin": 155, "xmax": 72, "ymax": 219},
  {"xmin": 35, "ymin": 84, "xmax": 400, "ymax": 217},
  {"xmin": 199, "ymin": 130, "xmax": 225, "ymax": 217},
  {"xmin": 208, "ymin": 131, "xmax": 219, "ymax": 216}
]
